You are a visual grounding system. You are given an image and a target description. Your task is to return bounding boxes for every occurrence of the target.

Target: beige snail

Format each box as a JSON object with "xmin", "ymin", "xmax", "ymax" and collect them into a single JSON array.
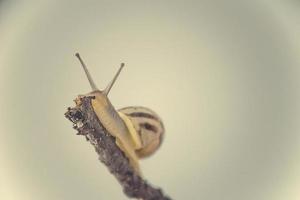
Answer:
[{"xmin": 75, "ymin": 53, "xmax": 164, "ymax": 174}]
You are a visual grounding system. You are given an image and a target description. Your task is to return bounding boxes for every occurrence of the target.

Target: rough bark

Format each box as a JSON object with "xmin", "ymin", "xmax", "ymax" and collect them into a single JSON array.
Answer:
[{"xmin": 64, "ymin": 96, "xmax": 171, "ymax": 200}]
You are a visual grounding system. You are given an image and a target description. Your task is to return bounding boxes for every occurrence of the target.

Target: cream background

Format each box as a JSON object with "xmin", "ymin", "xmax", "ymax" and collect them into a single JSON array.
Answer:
[{"xmin": 0, "ymin": 1, "xmax": 300, "ymax": 200}]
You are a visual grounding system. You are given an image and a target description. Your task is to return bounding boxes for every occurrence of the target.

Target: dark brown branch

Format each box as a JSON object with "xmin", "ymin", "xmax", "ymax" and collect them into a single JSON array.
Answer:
[{"xmin": 65, "ymin": 96, "xmax": 171, "ymax": 200}]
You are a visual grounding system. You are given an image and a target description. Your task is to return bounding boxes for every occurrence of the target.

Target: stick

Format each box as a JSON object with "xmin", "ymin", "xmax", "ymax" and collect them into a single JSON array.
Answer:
[{"xmin": 65, "ymin": 96, "xmax": 172, "ymax": 200}]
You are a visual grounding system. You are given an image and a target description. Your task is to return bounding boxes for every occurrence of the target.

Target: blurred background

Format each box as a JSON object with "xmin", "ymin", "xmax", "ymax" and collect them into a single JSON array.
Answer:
[{"xmin": 0, "ymin": 1, "xmax": 299, "ymax": 200}]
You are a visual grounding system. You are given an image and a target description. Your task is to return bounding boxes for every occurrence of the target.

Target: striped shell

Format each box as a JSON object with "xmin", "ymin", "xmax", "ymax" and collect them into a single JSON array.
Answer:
[{"xmin": 118, "ymin": 106, "xmax": 164, "ymax": 158}]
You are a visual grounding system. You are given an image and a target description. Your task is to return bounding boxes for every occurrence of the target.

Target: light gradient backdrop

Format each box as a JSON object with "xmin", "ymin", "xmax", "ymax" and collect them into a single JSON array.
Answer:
[{"xmin": 0, "ymin": 1, "xmax": 300, "ymax": 200}]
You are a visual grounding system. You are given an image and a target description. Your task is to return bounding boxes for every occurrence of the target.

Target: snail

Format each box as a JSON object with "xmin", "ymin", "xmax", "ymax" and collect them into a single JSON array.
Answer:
[{"xmin": 74, "ymin": 53, "xmax": 164, "ymax": 174}]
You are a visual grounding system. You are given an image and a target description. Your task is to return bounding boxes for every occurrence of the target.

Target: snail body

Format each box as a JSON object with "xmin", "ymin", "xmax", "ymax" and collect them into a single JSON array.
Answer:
[{"xmin": 75, "ymin": 53, "xmax": 164, "ymax": 174}]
